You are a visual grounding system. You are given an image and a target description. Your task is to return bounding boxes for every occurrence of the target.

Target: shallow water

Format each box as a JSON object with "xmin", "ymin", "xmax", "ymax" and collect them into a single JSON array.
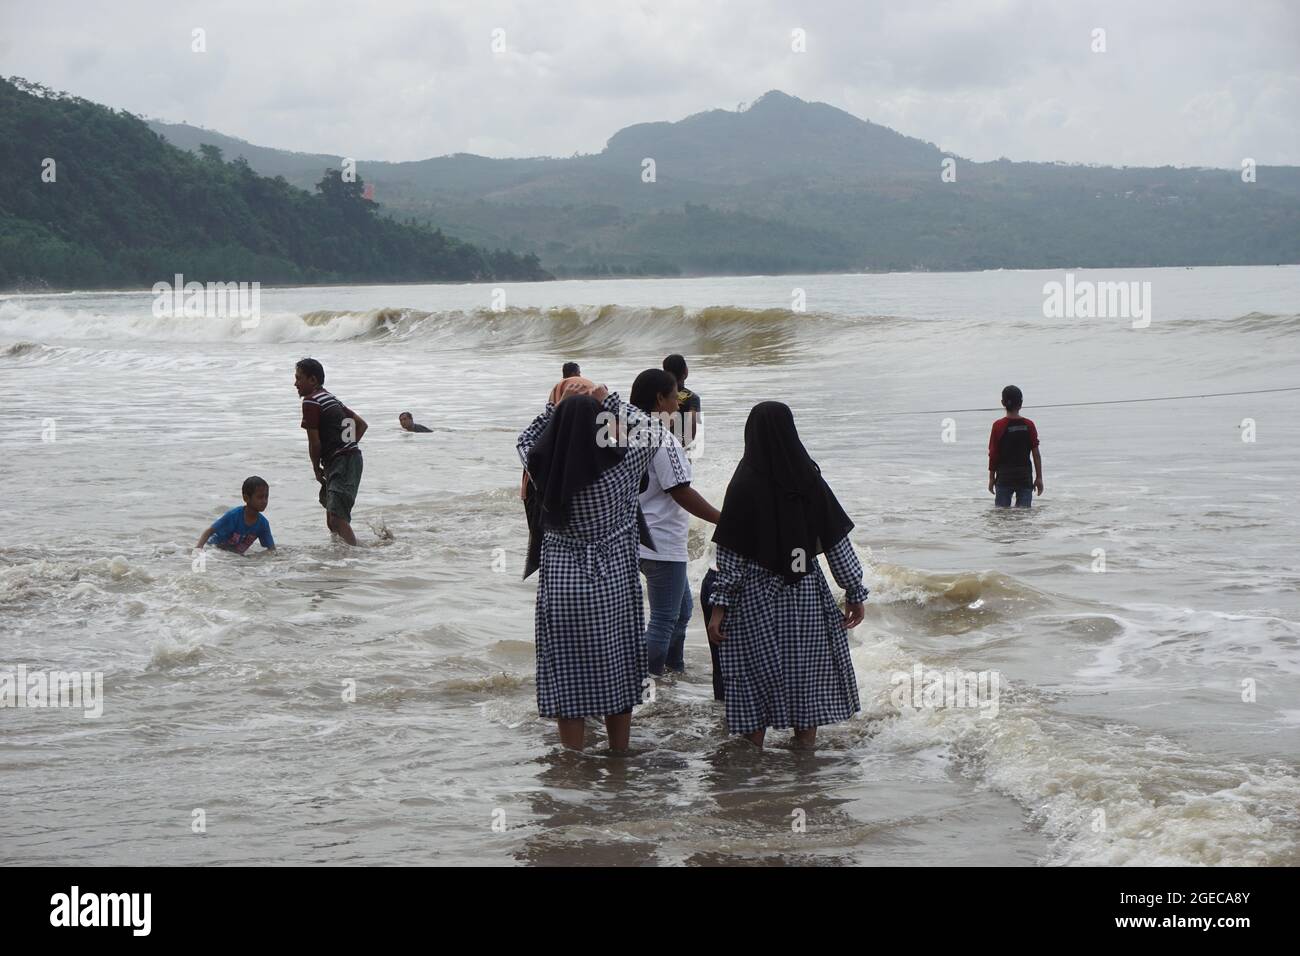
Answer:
[{"xmin": 2, "ymin": 266, "xmax": 1298, "ymax": 865}]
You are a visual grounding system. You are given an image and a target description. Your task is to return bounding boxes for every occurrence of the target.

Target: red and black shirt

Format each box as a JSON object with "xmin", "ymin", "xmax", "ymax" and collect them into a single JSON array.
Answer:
[{"xmin": 988, "ymin": 416, "xmax": 1039, "ymax": 486}]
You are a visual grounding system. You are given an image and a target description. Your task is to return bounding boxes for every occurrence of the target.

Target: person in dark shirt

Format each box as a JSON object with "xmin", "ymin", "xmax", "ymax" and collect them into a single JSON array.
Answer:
[
  {"xmin": 398, "ymin": 412, "xmax": 432, "ymax": 433},
  {"xmin": 663, "ymin": 353, "xmax": 700, "ymax": 447},
  {"xmin": 295, "ymin": 358, "xmax": 368, "ymax": 545},
  {"xmin": 988, "ymin": 385, "xmax": 1044, "ymax": 508}
]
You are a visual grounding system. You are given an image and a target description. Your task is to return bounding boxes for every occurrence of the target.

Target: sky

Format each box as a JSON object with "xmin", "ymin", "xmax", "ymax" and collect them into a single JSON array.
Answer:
[{"xmin": 2, "ymin": 0, "xmax": 1298, "ymax": 168}]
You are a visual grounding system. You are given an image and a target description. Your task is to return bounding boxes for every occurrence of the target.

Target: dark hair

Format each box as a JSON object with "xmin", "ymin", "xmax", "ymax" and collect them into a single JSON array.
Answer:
[
  {"xmin": 296, "ymin": 357, "xmax": 325, "ymax": 385},
  {"xmin": 562, "ymin": 362, "xmax": 580, "ymax": 378},
  {"xmin": 399, "ymin": 411, "xmax": 412, "ymax": 419},
  {"xmin": 1001, "ymin": 385, "xmax": 1024, "ymax": 411},
  {"xmin": 663, "ymin": 354, "xmax": 687, "ymax": 381},
  {"xmin": 630, "ymin": 368, "xmax": 678, "ymax": 413},
  {"xmin": 242, "ymin": 475, "xmax": 269, "ymax": 497}
]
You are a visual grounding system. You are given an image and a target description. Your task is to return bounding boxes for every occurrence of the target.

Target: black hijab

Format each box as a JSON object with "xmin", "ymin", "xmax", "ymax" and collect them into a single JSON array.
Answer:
[
  {"xmin": 525, "ymin": 395, "xmax": 625, "ymax": 531},
  {"xmin": 712, "ymin": 401, "xmax": 853, "ymax": 584}
]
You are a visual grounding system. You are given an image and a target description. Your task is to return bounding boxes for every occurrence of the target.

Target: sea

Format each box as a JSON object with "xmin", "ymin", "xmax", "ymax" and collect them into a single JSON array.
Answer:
[{"xmin": 2, "ymin": 265, "xmax": 1297, "ymax": 866}]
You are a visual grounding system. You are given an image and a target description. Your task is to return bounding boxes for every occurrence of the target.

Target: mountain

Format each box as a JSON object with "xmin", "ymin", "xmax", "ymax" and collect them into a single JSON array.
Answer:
[
  {"xmin": 148, "ymin": 89, "xmax": 1300, "ymax": 276},
  {"xmin": 0, "ymin": 76, "xmax": 549, "ymax": 291},
  {"xmin": 596, "ymin": 90, "xmax": 947, "ymax": 183}
]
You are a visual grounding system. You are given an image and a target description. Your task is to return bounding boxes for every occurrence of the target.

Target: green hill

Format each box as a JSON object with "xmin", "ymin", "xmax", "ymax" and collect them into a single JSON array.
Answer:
[
  {"xmin": 0, "ymin": 76, "xmax": 549, "ymax": 291},
  {"xmin": 149, "ymin": 89, "xmax": 1300, "ymax": 276}
]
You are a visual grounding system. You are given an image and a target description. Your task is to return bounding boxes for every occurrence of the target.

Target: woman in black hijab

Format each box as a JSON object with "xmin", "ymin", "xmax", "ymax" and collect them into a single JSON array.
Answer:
[
  {"xmin": 517, "ymin": 380, "xmax": 664, "ymax": 752},
  {"xmin": 705, "ymin": 401, "xmax": 867, "ymax": 747}
]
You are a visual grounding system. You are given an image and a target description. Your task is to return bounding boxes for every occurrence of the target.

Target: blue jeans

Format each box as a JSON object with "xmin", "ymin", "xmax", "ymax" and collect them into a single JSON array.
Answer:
[
  {"xmin": 641, "ymin": 559, "xmax": 692, "ymax": 676},
  {"xmin": 995, "ymin": 484, "xmax": 1033, "ymax": 508}
]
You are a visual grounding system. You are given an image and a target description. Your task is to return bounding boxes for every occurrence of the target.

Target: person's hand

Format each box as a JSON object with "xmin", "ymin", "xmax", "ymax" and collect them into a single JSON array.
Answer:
[
  {"xmin": 706, "ymin": 606, "xmax": 727, "ymax": 644},
  {"xmin": 1034, "ymin": 477, "xmax": 1044, "ymax": 496},
  {"xmin": 843, "ymin": 601, "xmax": 865, "ymax": 629},
  {"xmin": 590, "ymin": 383, "xmax": 609, "ymax": 403},
  {"xmin": 988, "ymin": 477, "xmax": 995, "ymax": 495}
]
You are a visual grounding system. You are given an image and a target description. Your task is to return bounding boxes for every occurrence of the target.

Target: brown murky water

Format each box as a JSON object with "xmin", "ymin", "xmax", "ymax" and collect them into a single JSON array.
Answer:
[{"xmin": 3, "ymin": 267, "xmax": 1298, "ymax": 865}]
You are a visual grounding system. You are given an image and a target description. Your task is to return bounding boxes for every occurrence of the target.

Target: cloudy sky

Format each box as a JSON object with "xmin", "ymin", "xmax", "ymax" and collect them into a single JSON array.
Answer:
[{"xmin": 3, "ymin": 0, "xmax": 1297, "ymax": 167}]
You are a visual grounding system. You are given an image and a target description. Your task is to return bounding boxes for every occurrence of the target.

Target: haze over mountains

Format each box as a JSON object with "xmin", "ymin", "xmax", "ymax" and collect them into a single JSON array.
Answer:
[
  {"xmin": 3, "ymin": 74, "xmax": 1297, "ymax": 291},
  {"xmin": 150, "ymin": 90, "xmax": 1300, "ymax": 276}
]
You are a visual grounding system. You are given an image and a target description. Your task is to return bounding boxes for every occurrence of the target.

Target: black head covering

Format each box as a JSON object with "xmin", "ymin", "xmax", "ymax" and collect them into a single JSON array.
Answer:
[
  {"xmin": 712, "ymin": 401, "xmax": 853, "ymax": 584},
  {"xmin": 525, "ymin": 395, "xmax": 625, "ymax": 531}
]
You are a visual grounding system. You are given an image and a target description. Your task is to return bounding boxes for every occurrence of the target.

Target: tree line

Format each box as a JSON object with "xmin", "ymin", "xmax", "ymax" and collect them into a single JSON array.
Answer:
[{"xmin": 0, "ymin": 77, "xmax": 550, "ymax": 291}]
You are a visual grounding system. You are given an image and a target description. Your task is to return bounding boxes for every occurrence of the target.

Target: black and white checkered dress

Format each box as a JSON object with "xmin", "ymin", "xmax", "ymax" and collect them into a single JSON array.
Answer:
[
  {"xmin": 707, "ymin": 536, "xmax": 867, "ymax": 735},
  {"xmin": 517, "ymin": 392, "xmax": 660, "ymax": 718}
]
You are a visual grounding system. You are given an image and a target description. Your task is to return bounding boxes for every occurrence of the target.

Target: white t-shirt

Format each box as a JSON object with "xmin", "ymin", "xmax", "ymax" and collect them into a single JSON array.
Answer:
[{"xmin": 638, "ymin": 430, "xmax": 692, "ymax": 562}]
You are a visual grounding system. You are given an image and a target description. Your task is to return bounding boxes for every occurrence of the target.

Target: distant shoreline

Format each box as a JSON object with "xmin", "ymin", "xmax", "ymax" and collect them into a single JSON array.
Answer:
[{"xmin": 3, "ymin": 262, "xmax": 1296, "ymax": 298}]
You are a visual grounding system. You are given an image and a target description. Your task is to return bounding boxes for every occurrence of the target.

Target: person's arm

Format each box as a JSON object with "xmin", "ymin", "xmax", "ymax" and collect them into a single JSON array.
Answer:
[
  {"xmin": 824, "ymin": 535, "xmax": 868, "ymax": 629},
  {"xmin": 259, "ymin": 521, "xmax": 276, "ymax": 551},
  {"xmin": 516, "ymin": 402, "xmax": 557, "ymax": 467},
  {"xmin": 982, "ymin": 424, "xmax": 993, "ymax": 496},
  {"xmin": 195, "ymin": 526, "xmax": 216, "ymax": 550},
  {"xmin": 667, "ymin": 485, "xmax": 721, "ymax": 524},
  {"xmin": 348, "ymin": 410, "xmax": 368, "ymax": 444},
  {"xmin": 595, "ymin": 386, "xmax": 651, "ymax": 429},
  {"xmin": 705, "ymin": 543, "xmax": 747, "ymax": 644},
  {"xmin": 588, "ymin": 385, "xmax": 651, "ymax": 452},
  {"xmin": 305, "ymin": 428, "xmax": 324, "ymax": 481},
  {"xmin": 301, "ymin": 400, "xmax": 325, "ymax": 480},
  {"xmin": 684, "ymin": 394, "xmax": 701, "ymax": 446},
  {"xmin": 1032, "ymin": 447, "xmax": 1044, "ymax": 495}
]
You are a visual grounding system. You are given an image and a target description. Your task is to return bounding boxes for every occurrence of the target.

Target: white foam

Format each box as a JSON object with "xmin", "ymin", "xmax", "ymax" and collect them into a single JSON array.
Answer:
[{"xmin": 847, "ymin": 628, "xmax": 1299, "ymax": 865}]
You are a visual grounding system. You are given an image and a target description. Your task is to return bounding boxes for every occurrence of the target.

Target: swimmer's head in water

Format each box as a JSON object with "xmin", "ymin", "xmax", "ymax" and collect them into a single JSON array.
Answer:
[
  {"xmin": 399, "ymin": 411, "xmax": 414, "ymax": 430},
  {"xmin": 1001, "ymin": 385, "xmax": 1024, "ymax": 412},
  {"xmin": 295, "ymin": 358, "xmax": 324, "ymax": 396},
  {"xmin": 242, "ymin": 475, "xmax": 269, "ymax": 512},
  {"xmin": 562, "ymin": 362, "xmax": 581, "ymax": 378}
]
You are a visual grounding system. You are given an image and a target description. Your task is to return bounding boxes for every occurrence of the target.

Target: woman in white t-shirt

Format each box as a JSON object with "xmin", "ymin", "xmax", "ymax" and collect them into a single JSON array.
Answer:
[{"xmin": 629, "ymin": 369, "xmax": 722, "ymax": 677}]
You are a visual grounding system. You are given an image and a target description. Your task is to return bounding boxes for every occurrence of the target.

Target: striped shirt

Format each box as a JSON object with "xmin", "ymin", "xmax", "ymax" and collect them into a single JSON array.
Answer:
[{"xmin": 301, "ymin": 389, "xmax": 359, "ymax": 464}]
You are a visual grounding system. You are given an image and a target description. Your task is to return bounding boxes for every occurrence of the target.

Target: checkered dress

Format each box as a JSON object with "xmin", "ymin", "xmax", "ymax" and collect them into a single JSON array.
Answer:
[
  {"xmin": 707, "ymin": 536, "xmax": 867, "ymax": 735},
  {"xmin": 517, "ymin": 393, "xmax": 660, "ymax": 718}
]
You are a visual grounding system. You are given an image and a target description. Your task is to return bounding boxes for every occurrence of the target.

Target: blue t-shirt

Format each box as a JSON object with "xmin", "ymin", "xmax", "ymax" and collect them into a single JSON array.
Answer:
[{"xmin": 209, "ymin": 506, "xmax": 274, "ymax": 553}]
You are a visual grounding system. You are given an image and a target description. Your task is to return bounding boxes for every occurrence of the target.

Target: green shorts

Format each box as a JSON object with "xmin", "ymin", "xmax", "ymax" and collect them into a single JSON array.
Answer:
[{"xmin": 323, "ymin": 450, "xmax": 362, "ymax": 522}]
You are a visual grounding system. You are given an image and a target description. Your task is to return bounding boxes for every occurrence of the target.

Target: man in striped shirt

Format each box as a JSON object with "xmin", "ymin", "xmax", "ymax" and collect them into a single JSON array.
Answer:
[{"xmin": 295, "ymin": 358, "xmax": 368, "ymax": 545}]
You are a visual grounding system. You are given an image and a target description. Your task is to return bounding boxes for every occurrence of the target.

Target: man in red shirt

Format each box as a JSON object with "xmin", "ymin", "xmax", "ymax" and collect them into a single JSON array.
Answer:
[{"xmin": 988, "ymin": 385, "xmax": 1043, "ymax": 508}]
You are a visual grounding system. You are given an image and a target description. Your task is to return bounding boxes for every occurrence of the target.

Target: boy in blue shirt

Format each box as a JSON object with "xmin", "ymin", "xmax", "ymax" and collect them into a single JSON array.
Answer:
[{"xmin": 196, "ymin": 476, "xmax": 276, "ymax": 553}]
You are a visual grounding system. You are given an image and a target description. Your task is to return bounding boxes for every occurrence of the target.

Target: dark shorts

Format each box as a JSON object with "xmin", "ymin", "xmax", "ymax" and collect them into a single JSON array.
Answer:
[{"xmin": 324, "ymin": 450, "xmax": 363, "ymax": 522}]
